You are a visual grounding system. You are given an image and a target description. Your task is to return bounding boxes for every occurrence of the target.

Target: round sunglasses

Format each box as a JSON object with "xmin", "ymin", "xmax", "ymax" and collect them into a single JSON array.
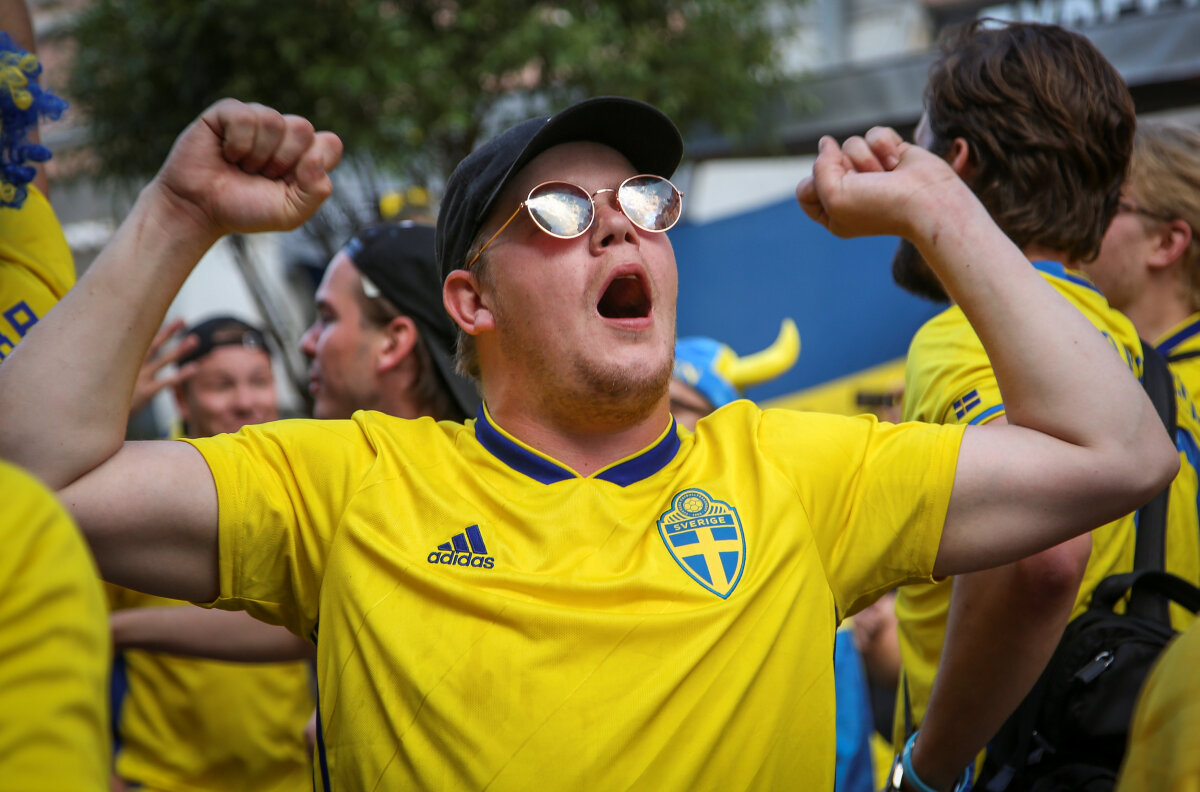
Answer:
[{"xmin": 467, "ymin": 174, "xmax": 684, "ymax": 269}]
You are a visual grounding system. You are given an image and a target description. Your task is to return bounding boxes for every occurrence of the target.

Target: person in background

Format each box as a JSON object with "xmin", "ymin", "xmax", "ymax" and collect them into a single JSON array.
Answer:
[
  {"xmin": 888, "ymin": 20, "xmax": 1200, "ymax": 791},
  {"xmin": 669, "ymin": 318, "xmax": 799, "ymax": 431},
  {"xmin": 0, "ymin": 9, "xmax": 109, "ymax": 789},
  {"xmin": 301, "ymin": 221, "xmax": 479, "ymax": 421},
  {"xmin": 106, "ymin": 315, "xmax": 314, "ymax": 792},
  {"xmin": 1084, "ymin": 122, "xmax": 1200, "ymax": 394}
]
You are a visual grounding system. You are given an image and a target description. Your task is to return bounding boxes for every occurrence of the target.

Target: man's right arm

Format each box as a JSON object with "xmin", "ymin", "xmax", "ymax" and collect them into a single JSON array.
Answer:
[{"xmin": 0, "ymin": 100, "xmax": 341, "ymax": 600}]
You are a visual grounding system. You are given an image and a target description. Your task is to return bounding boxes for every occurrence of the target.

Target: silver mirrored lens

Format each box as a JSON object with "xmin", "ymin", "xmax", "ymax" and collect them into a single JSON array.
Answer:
[
  {"xmin": 526, "ymin": 184, "xmax": 593, "ymax": 238},
  {"xmin": 619, "ymin": 176, "xmax": 682, "ymax": 232}
]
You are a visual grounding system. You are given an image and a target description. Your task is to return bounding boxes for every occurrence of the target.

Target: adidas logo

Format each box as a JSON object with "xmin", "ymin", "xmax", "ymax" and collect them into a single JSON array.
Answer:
[{"xmin": 427, "ymin": 524, "xmax": 495, "ymax": 569}]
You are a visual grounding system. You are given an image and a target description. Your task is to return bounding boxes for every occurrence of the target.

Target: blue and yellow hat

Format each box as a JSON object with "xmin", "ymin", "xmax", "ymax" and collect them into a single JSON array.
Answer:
[{"xmin": 673, "ymin": 319, "xmax": 800, "ymax": 409}]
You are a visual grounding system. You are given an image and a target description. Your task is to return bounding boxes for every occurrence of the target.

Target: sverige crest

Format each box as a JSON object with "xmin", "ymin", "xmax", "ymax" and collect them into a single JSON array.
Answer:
[{"xmin": 657, "ymin": 488, "xmax": 746, "ymax": 598}]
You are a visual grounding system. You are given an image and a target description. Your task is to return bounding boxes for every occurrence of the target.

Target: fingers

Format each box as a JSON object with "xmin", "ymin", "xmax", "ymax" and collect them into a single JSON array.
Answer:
[
  {"xmin": 205, "ymin": 100, "xmax": 328, "ymax": 182},
  {"xmin": 146, "ymin": 318, "xmax": 187, "ymax": 360},
  {"xmin": 290, "ymin": 131, "xmax": 343, "ymax": 213},
  {"xmin": 841, "ymin": 135, "xmax": 886, "ymax": 174},
  {"xmin": 260, "ymin": 115, "xmax": 316, "ymax": 180},
  {"xmin": 864, "ymin": 127, "xmax": 905, "ymax": 170}
]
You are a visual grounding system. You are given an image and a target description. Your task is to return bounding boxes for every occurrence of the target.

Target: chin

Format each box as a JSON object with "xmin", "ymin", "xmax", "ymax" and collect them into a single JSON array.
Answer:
[{"xmin": 573, "ymin": 353, "xmax": 673, "ymax": 423}]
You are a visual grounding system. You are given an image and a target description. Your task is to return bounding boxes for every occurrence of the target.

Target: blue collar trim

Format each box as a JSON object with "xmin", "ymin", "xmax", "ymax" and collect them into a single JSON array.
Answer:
[
  {"xmin": 1157, "ymin": 316, "xmax": 1200, "ymax": 356},
  {"xmin": 473, "ymin": 405, "xmax": 680, "ymax": 486},
  {"xmin": 1031, "ymin": 260, "xmax": 1103, "ymax": 296}
]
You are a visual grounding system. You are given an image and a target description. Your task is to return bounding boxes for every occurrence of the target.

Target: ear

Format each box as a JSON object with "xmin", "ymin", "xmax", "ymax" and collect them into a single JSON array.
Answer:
[
  {"xmin": 946, "ymin": 137, "xmax": 973, "ymax": 179},
  {"xmin": 376, "ymin": 315, "xmax": 418, "ymax": 374},
  {"xmin": 1147, "ymin": 219, "xmax": 1193, "ymax": 271},
  {"xmin": 443, "ymin": 269, "xmax": 495, "ymax": 336}
]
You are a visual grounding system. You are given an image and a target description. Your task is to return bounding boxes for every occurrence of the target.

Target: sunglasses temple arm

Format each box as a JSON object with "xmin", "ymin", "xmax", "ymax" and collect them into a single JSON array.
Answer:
[{"xmin": 467, "ymin": 203, "xmax": 524, "ymax": 269}]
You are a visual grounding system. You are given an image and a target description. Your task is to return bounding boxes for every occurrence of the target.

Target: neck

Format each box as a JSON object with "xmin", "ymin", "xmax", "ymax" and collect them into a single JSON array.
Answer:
[
  {"xmin": 1122, "ymin": 271, "xmax": 1195, "ymax": 343},
  {"xmin": 483, "ymin": 392, "xmax": 673, "ymax": 477},
  {"xmin": 1024, "ymin": 245, "xmax": 1070, "ymax": 268}
]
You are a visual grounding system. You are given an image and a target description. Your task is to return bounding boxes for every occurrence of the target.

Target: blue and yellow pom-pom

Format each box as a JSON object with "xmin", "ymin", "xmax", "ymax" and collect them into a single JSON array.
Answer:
[{"xmin": 0, "ymin": 32, "xmax": 67, "ymax": 209}]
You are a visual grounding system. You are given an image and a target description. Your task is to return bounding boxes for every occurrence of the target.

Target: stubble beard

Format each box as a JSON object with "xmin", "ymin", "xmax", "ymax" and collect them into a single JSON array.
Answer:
[
  {"xmin": 513, "ymin": 335, "xmax": 674, "ymax": 430},
  {"xmin": 892, "ymin": 239, "xmax": 950, "ymax": 304}
]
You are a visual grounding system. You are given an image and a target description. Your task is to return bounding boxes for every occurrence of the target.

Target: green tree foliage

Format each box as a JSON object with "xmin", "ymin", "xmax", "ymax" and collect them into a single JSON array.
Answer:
[{"xmin": 69, "ymin": 0, "xmax": 796, "ymax": 186}]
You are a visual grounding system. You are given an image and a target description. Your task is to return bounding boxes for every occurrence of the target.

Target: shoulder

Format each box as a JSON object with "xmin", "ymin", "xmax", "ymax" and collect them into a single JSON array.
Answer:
[{"xmin": 0, "ymin": 185, "xmax": 75, "ymax": 300}]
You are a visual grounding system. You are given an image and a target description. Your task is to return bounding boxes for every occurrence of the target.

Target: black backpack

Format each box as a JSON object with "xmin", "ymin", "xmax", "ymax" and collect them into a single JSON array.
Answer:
[{"xmin": 976, "ymin": 344, "xmax": 1200, "ymax": 791}]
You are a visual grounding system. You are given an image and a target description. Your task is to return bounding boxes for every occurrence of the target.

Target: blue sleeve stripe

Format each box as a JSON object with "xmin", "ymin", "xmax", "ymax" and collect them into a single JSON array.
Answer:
[{"xmin": 968, "ymin": 404, "xmax": 1006, "ymax": 425}]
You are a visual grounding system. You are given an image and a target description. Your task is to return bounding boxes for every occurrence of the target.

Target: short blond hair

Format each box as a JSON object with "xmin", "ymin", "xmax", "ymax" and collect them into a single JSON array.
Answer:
[{"xmin": 1125, "ymin": 122, "xmax": 1200, "ymax": 311}]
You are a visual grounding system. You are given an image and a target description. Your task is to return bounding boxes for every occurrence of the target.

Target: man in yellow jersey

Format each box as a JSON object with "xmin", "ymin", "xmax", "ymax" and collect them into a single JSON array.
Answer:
[
  {"xmin": 0, "ymin": 95, "xmax": 1178, "ymax": 791},
  {"xmin": 887, "ymin": 21, "xmax": 1200, "ymax": 792},
  {"xmin": 104, "ymin": 315, "xmax": 315, "ymax": 792},
  {"xmin": 1085, "ymin": 122, "xmax": 1200, "ymax": 399}
]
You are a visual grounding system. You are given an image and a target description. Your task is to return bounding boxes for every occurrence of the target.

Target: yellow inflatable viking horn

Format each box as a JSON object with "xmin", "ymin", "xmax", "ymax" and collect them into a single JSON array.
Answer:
[{"xmin": 718, "ymin": 319, "xmax": 801, "ymax": 390}]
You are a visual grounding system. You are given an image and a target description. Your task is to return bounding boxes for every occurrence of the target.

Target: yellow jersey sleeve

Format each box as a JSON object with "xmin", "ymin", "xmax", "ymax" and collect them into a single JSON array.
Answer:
[
  {"xmin": 0, "ymin": 460, "xmax": 110, "ymax": 791},
  {"xmin": 756, "ymin": 407, "xmax": 964, "ymax": 617}
]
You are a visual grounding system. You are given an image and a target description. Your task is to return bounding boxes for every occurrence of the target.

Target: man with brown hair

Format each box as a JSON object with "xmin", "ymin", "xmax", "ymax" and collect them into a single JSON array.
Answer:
[{"xmin": 889, "ymin": 21, "xmax": 1200, "ymax": 791}]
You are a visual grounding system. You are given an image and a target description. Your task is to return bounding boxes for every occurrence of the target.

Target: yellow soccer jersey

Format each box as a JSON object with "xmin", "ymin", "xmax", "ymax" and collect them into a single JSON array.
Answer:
[
  {"xmin": 0, "ymin": 185, "xmax": 75, "ymax": 362},
  {"xmin": 107, "ymin": 586, "xmax": 314, "ymax": 792},
  {"xmin": 1115, "ymin": 619, "xmax": 1200, "ymax": 792},
  {"xmin": 1158, "ymin": 313, "xmax": 1200, "ymax": 402},
  {"xmin": 896, "ymin": 260, "xmax": 1200, "ymax": 737},
  {"xmin": 0, "ymin": 460, "xmax": 110, "ymax": 791},
  {"xmin": 183, "ymin": 401, "xmax": 964, "ymax": 791}
]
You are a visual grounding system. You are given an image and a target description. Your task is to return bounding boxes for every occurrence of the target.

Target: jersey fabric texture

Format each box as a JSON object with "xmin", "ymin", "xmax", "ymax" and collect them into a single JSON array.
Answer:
[
  {"xmin": 1115, "ymin": 617, "xmax": 1200, "ymax": 792},
  {"xmin": 1157, "ymin": 313, "xmax": 1200, "ymax": 399},
  {"xmin": 0, "ymin": 185, "xmax": 74, "ymax": 362},
  {"xmin": 895, "ymin": 261, "xmax": 1200, "ymax": 740},
  {"xmin": 0, "ymin": 460, "xmax": 110, "ymax": 791},
  {"xmin": 182, "ymin": 400, "xmax": 964, "ymax": 791},
  {"xmin": 106, "ymin": 585, "xmax": 314, "ymax": 792}
]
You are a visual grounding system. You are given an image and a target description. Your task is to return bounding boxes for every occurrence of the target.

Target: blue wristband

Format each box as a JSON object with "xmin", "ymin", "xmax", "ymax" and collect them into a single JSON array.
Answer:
[{"xmin": 898, "ymin": 731, "xmax": 974, "ymax": 792}]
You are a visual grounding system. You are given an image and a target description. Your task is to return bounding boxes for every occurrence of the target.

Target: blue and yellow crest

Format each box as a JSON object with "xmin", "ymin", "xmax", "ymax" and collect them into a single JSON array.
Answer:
[{"xmin": 657, "ymin": 488, "xmax": 746, "ymax": 598}]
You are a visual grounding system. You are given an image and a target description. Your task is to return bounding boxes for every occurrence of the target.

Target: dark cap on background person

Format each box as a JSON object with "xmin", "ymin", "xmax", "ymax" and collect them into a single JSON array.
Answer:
[
  {"xmin": 435, "ymin": 96, "xmax": 685, "ymax": 280},
  {"xmin": 178, "ymin": 315, "xmax": 270, "ymax": 366},
  {"xmin": 342, "ymin": 222, "xmax": 481, "ymax": 417}
]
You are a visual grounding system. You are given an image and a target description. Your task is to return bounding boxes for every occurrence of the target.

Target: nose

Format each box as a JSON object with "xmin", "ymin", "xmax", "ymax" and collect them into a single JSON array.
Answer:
[
  {"xmin": 232, "ymin": 382, "xmax": 259, "ymax": 413},
  {"xmin": 299, "ymin": 323, "xmax": 318, "ymax": 359},
  {"xmin": 589, "ymin": 189, "xmax": 640, "ymax": 253}
]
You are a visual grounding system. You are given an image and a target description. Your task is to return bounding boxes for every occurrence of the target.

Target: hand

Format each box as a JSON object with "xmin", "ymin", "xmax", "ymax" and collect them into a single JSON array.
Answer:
[
  {"xmin": 129, "ymin": 318, "xmax": 199, "ymax": 415},
  {"xmin": 151, "ymin": 99, "xmax": 343, "ymax": 241},
  {"xmin": 796, "ymin": 127, "xmax": 964, "ymax": 241}
]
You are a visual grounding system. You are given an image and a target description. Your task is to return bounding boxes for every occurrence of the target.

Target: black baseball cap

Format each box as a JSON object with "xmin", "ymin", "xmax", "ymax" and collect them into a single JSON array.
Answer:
[
  {"xmin": 179, "ymin": 315, "xmax": 270, "ymax": 366},
  {"xmin": 342, "ymin": 222, "xmax": 481, "ymax": 418},
  {"xmin": 435, "ymin": 96, "xmax": 684, "ymax": 280}
]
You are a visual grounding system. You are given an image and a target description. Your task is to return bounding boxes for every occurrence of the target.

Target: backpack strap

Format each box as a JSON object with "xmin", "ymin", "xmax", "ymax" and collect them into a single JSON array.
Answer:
[
  {"xmin": 1166, "ymin": 349, "xmax": 1200, "ymax": 364},
  {"xmin": 1091, "ymin": 569, "xmax": 1200, "ymax": 615},
  {"xmin": 1128, "ymin": 344, "xmax": 1177, "ymax": 622}
]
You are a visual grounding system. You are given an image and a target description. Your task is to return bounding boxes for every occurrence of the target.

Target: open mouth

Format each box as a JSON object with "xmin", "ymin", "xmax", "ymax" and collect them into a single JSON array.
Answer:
[{"xmin": 597, "ymin": 274, "xmax": 652, "ymax": 319}]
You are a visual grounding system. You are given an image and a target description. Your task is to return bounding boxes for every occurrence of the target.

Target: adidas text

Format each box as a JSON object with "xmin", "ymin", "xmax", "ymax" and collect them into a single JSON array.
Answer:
[{"xmin": 427, "ymin": 551, "xmax": 495, "ymax": 569}]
